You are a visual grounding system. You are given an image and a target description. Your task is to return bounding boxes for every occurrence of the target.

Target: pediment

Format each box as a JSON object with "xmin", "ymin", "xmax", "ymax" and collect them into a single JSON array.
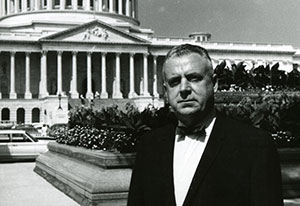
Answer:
[{"xmin": 41, "ymin": 20, "xmax": 149, "ymax": 44}]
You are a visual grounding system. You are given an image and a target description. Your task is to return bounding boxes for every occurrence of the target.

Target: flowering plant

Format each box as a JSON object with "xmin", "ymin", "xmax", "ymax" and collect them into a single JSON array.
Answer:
[
  {"xmin": 54, "ymin": 103, "xmax": 174, "ymax": 153},
  {"xmin": 216, "ymin": 92, "xmax": 300, "ymax": 148}
]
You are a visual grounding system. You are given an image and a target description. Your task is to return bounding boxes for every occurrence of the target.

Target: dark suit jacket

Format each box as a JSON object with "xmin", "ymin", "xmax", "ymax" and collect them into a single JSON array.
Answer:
[{"xmin": 127, "ymin": 114, "xmax": 283, "ymax": 206}]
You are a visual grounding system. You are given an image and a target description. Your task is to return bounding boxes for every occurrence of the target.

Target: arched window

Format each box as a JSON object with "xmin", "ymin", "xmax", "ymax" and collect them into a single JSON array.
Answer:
[
  {"xmin": 32, "ymin": 108, "xmax": 40, "ymax": 123},
  {"xmin": 1, "ymin": 108, "xmax": 10, "ymax": 120},
  {"xmin": 17, "ymin": 108, "xmax": 25, "ymax": 124}
]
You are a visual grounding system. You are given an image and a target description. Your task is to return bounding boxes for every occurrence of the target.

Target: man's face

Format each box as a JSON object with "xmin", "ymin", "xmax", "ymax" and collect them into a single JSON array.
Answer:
[{"xmin": 163, "ymin": 53, "xmax": 214, "ymax": 121}]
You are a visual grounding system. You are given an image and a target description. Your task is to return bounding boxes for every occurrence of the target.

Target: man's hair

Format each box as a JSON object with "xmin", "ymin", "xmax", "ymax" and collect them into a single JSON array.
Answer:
[{"xmin": 162, "ymin": 44, "xmax": 213, "ymax": 81}]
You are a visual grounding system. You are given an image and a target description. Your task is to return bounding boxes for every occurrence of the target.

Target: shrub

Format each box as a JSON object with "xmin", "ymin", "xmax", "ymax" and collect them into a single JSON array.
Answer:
[
  {"xmin": 216, "ymin": 92, "xmax": 300, "ymax": 148},
  {"xmin": 214, "ymin": 60, "xmax": 300, "ymax": 91},
  {"xmin": 57, "ymin": 103, "xmax": 174, "ymax": 153},
  {"xmin": 55, "ymin": 125, "xmax": 137, "ymax": 153}
]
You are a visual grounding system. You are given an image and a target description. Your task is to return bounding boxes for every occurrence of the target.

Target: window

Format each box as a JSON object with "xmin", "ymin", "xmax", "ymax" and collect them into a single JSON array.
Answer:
[
  {"xmin": 32, "ymin": 108, "xmax": 40, "ymax": 123},
  {"xmin": 17, "ymin": 108, "xmax": 25, "ymax": 124},
  {"xmin": 1, "ymin": 108, "xmax": 10, "ymax": 121},
  {"xmin": 12, "ymin": 134, "xmax": 32, "ymax": 143},
  {"xmin": 0, "ymin": 134, "xmax": 10, "ymax": 143}
]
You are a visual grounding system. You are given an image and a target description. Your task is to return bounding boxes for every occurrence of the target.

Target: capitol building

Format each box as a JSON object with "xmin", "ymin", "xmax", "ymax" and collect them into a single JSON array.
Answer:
[{"xmin": 0, "ymin": 0, "xmax": 299, "ymax": 125}]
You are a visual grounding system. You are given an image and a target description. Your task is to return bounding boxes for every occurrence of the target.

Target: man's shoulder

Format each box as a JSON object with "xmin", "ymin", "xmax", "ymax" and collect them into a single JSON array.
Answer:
[
  {"xmin": 215, "ymin": 113, "xmax": 272, "ymax": 144},
  {"xmin": 137, "ymin": 123, "xmax": 175, "ymax": 147}
]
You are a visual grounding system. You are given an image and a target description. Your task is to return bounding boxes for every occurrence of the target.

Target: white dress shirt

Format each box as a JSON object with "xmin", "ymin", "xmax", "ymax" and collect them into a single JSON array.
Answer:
[{"xmin": 173, "ymin": 117, "xmax": 216, "ymax": 206}]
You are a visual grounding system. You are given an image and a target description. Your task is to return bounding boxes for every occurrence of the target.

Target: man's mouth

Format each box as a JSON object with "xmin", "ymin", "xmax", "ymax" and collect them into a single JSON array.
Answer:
[{"xmin": 178, "ymin": 99, "xmax": 195, "ymax": 103}]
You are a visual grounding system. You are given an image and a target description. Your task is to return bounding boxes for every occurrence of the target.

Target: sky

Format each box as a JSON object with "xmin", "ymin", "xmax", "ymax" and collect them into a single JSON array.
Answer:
[{"xmin": 138, "ymin": 0, "xmax": 300, "ymax": 48}]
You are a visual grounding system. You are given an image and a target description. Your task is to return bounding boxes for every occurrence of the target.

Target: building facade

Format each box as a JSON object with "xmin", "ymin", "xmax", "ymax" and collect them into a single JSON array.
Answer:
[{"xmin": 0, "ymin": 0, "xmax": 299, "ymax": 125}]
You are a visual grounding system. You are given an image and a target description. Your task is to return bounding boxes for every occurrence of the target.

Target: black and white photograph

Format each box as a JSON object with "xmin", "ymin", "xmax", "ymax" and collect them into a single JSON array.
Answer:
[{"xmin": 0, "ymin": 0, "xmax": 300, "ymax": 205}]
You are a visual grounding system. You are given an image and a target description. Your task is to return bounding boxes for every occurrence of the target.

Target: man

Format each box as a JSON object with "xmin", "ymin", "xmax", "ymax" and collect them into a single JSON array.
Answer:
[{"xmin": 128, "ymin": 44, "xmax": 283, "ymax": 206}]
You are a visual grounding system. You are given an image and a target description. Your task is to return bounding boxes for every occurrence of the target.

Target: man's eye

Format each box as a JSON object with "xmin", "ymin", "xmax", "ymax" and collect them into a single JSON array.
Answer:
[
  {"xmin": 168, "ymin": 78, "xmax": 180, "ymax": 87},
  {"xmin": 187, "ymin": 74, "xmax": 203, "ymax": 82}
]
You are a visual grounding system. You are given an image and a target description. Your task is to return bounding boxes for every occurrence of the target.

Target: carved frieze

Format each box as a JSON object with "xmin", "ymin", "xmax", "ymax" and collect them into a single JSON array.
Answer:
[{"xmin": 82, "ymin": 27, "xmax": 110, "ymax": 41}]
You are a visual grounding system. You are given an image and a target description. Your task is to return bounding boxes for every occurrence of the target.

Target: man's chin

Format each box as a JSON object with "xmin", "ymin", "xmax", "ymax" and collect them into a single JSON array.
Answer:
[{"xmin": 176, "ymin": 107, "xmax": 200, "ymax": 116}]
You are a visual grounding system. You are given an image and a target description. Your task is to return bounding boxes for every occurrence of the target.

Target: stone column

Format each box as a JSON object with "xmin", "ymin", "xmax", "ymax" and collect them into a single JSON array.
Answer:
[
  {"xmin": 0, "ymin": 1, "xmax": 4, "ymax": 17},
  {"xmin": 6, "ymin": 0, "xmax": 11, "ymax": 15},
  {"xmin": 125, "ymin": 0, "xmax": 129, "ymax": 16},
  {"xmin": 85, "ymin": 0, "xmax": 90, "ymax": 10},
  {"xmin": 128, "ymin": 53, "xmax": 137, "ymax": 98},
  {"xmin": 60, "ymin": 0, "xmax": 65, "ymax": 9},
  {"xmin": 47, "ymin": 0, "xmax": 52, "ymax": 10},
  {"xmin": 118, "ymin": 0, "xmax": 122, "ymax": 14},
  {"xmin": 100, "ymin": 52, "xmax": 108, "ymax": 98},
  {"xmin": 24, "ymin": 52, "xmax": 32, "ymax": 99},
  {"xmin": 72, "ymin": 0, "xmax": 78, "ymax": 9},
  {"xmin": 34, "ymin": 0, "xmax": 40, "ymax": 10},
  {"xmin": 39, "ymin": 51, "xmax": 49, "ymax": 98},
  {"xmin": 109, "ymin": 0, "xmax": 113, "ymax": 12},
  {"xmin": 152, "ymin": 55, "xmax": 159, "ymax": 98},
  {"xmin": 70, "ymin": 51, "xmax": 79, "ymax": 98},
  {"xmin": 131, "ymin": 0, "xmax": 135, "ymax": 17},
  {"xmin": 113, "ymin": 53, "xmax": 122, "ymax": 98},
  {"xmin": 30, "ymin": 0, "xmax": 34, "ymax": 10},
  {"xmin": 98, "ymin": 0, "xmax": 102, "ymax": 11},
  {"xmin": 143, "ymin": 53, "xmax": 150, "ymax": 97},
  {"xmin": 22, "ymin": 0, "xmax": 27, "ymax": 11},
  {"xmin": 15, "ymin": 0, "xmax": 19, "ymax": 13},
  {"xmin": 86, "ymin": 52, "xmax": 93, "ymax": 99},
  {"xmin": 57, "ymin": 51, "xmax": 63, "ymax": 95},
  {"xmin": 9, "ymin": 52, "xmax": 17, "ymax": 99}
]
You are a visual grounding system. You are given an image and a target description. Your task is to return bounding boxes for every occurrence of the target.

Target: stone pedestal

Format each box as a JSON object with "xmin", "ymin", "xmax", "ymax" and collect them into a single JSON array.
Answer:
[{"xmin": 34, "ymin": 142, "xmax": 135, "ymax": 206}]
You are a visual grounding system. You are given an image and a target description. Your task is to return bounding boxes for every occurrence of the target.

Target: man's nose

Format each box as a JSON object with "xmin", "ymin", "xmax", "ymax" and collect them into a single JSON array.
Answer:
[
  {"xmin": 179, "ymin": 79, "xmax": 191, "ymax": 97},
  {"xmin": 180, "ymin": 78, "xmax": 191, "ymax": 91}
]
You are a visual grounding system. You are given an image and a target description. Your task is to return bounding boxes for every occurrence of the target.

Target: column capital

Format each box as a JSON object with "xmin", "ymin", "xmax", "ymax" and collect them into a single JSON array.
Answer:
[
  {"xmin": 129, "ymin": 52, "xmax": 135, "ymax": 57},
  {"xmin": 57, "ymin": 51, "xmax": 63, "ymax": 55},
  {"xmin": 152, "ymin": 55, "xmax": 158, "ymax": 60},
  {"xmin": 101, "ymin": 52, "xmax": 107, "ymax": 56},
  {"xmin": 25, "ymin": 52, "xmax": 31, "ymax": 56},
  {"xmin": 87, "ymin": 51, "xmax": 93, "ymax": 56},
  {"xmin": 115, "ymin": 52, "xmax": 121, "ymax": 57},
  {"xmin": 41, "ymin": 50, "xmax": 48, "ymax": 55},
  {"xmin": 143, "ymin": 53, "xmax": 149, "ymax": 57},
  {"xmin": 10, "ymin": 51, "xmax": 16, "ymax": 56},
  {"xmin": 72, "ymin": 51, "xmax": 78, "ymax": 55}
]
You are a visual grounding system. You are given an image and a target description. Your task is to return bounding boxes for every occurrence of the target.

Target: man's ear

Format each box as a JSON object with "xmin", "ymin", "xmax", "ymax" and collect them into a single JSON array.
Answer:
[
  {"xmin": 212, "ymin": 74, "xmax": 218, "ymax": 92},
  {"xmin": 163, "ymin": 82, "xmax": 167, "ymax": 92}
]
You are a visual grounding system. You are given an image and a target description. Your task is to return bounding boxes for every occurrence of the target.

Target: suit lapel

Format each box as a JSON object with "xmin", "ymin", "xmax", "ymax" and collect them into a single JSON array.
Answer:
[
  {"xmin": 183, "ymin": 115, "xmax": 227, "ymax": 205},
  {"xmin": 159, "ymin": 124, "xmax": 177, "ymax": 205}
]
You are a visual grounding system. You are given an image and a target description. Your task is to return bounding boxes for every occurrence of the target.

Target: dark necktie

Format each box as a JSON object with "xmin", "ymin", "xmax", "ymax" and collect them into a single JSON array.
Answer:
[{"xmin": 175, "ymin": 126, "xmax": 206, "ymax": 141}]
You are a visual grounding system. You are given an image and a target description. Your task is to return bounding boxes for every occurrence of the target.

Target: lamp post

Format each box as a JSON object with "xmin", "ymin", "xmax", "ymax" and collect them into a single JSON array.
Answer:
[
  {"xmin": 151, "ymin": 94, "xmax": 155, "ymax": 107},
  {"xmin": 89, "ymin": 97, "xmax": 94, "ymax": 109},
  {"xmin": 58, "ymin": 93, "xmax": 62, "ymax": 110}
]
